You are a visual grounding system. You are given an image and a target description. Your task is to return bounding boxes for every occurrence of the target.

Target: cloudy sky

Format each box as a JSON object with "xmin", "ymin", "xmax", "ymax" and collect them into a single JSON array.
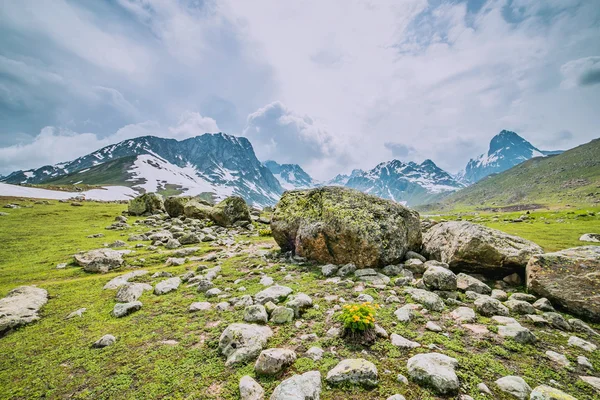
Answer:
[{"xmin": 0, "ymin": 0, "xmax": 599, "ymax": 179}]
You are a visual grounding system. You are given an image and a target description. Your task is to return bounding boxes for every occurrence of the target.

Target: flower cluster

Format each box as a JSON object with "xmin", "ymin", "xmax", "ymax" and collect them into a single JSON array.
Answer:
[{"xmin": 338, "ymin": 302, "xmax": 379, "ymax": 332}]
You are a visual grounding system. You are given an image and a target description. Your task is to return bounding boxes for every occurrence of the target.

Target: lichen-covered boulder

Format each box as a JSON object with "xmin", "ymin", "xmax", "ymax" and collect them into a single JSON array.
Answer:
[
  {"xmin": 326, "ymin": 358, "xmax": 378, "ymax": 387},
  {"xmin": 271, "ymin": 186, "xmax": 421, "ymax": 268},
  {"xmin": 128, "ymin": 193, "xmax": 164, "ymax": 216},
  {"xmin": 218, "ymin": 323, "xmax": 273, "ymax": 366},
  {"xmin": 209, "ymin": 196, "xmax": 251, "ymax": 227},
  {"xmin": 184, "ymin": 201, "xmax": 214, "ymax": 220},
  {"xmin": 526, "ymin": 246, "xmax": 600, "ymax": 322},
  {"xmin": 74, "ymin": 248, "xmax": 125, "ymax": 273},
  {"xmin": 270, "ymin": 371, "xmax": 322, "ymax": 400},
  {"xmin": 422, "ymin": 221, "xmax": 543, "ymax": 276},
  {"xmin": 407, "ymin": 353, "xmax": 459, "ymax": 395},
  {"xmin": 164, "ymin": 196, "xmax": 204, "ymax": 217}
]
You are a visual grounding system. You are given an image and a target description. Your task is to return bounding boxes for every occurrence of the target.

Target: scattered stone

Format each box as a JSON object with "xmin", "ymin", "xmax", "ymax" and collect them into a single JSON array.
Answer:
[
  {"xmin": 218, "ymin": 323, "xmax": 273, "ymax": 366},
  {"xmin": 108, "ymin": 240, "xmax": 127, "ymax": 248},
  {"xmin": 103, "ymin": 270, "xmax": 149, "ymax": 289},
  {"xmin": 326, "ymin": 358, "xmax": 379, "ymax": 387},
  {"xmin": 569, "ymin": 319, "xmax": 599, "ymax": 337},
  {"xmin": 254, "ymin": 285, "xmax": 293, "ymax": 304},
  {"xmin": 394, "ymin": 304, "xmax": 419, "ymax": 322},
  {"xmin": 580, "ymin": 376, "xmax": 600, "ymax": 392},
  {"xmin": 113, "ymin": 301, "xmax": 142, "ymax": 318},
  {"xmin": 254, "ymin": 348, "xmax": 297, "ymax": 375},
  {"xmin": 210, "ymin": 196, "xmax": 251, "ymax": 227},
  {"xmin": 423, "ymin": 266, "xmax": 457, "ymax": 291},
  {"xmin": 165, "ymin": 257, "xmax": 185, "ymax": 266},
  {"xmin": 270, "ymin": 371, "xmax": 322, "ymax": 400},
  {"xmin": 74, "ymin": 248, "xmax": 124, "ymax": 273},
  {"xmin": 286, "ymin": 293, "xmax": 313, "ymax": 317},
  {"xmin": 196, "ymin": 279, "xmax": 214, "ymax": 293},
  {"xmin": 386, "ymin": 396, "xmax": 406, "ymax": 400},
  {"xmin": 462, "ymin": 324, "xmax": 489, "ymax": 335},
  {"xmin": 322, "ymin": 264, "xmax": 338, "ymax": 277},
  {"xmin": 533, "ymin": 297, "xmax": 555, "ymax": 312},
  {"xmin": 568, "ymin": 335, "xmax": 597, "ymax": 352},
  {"xmin": 503, "ymin": 272, "xmax": 522, "ymax": 286},
  {"xmin": 244, "ymin": 305, "xmax": 268, "ymax": 324},
  {"xmin": 405, "ymin": 288, "xmax": 445, "ymax": 311},
  {"xmin": 154, "ymin": 277, "xmax": 181, "ymax": 295},
  {"xmin": 205, "ymin": 288, "xmax": 222, "ymax": 298},
  {"xmin": 306, "ymin": 346, "xmax": 324, "ymax": 361},
  {"xmin": 530, "ymin": 385, "xmax": 577, "ymax": 400},
  {"xmin": 491, "ymin": 289, "xmax": 508, "ymax": 301},
  {"xmin": 92, "ymin": 334, "xmax": 116, "ymax": 348},
  {"xmin": 478, "ymin": 382, "xmax": 492, "ymax": 395},
  {"xmin": 450, "ymin": 307, "xmax": 476, "ymax": 323},
  {"xmin": 474, "ymin": 296, "xmax": 509, "ymax": 317},
  {"xmin": 116, "ymin": 282, "xmax": 150, "ymax": 302},
  {"xmin": 403, "ymin": 258, "xmax": 426, "ymax": 274},
  {"xmin": 407, "ymin": 353, "xmax": 459, "ymax": 395},
  {"xmin": 579, "ymin": 233, "xmax": 600, "ymax": 243},
  {"xmin": 504, "ymin": 299, "xmax": 536, "ymax": 315},
  {"xmin": 0, "ymin": 286, "xmax": 48, "ymax": 334},
  {"xmin": 56, "ymin": 263, "xmax": 67, "ymax": 269},
  {"xmin": 426, "ymin": 321, "xmax": 443, "ymax": 332},
  {"xmin": 526, "ymin": 246, "xmax": 600, "ymax": 322},
  {"xmin": 544, "ymin": 312, "xmax": 571, "ymax": 331},
  {"xmin": 577, "ymin": 356, "xmax": 593, "ymax": 370},
  {"xmin": 526, "ymin": 314, "xmax": 548, "ymax": 326},
  {"xmin": 128, "ymin": 193, "xmax": 164, "ymax": 216},
  {"xmin": 391, "ymin": 333, "xmax": 421, "ymax": 349},
  {"xmin": 270, "ymin": 306, "xmax": 294, "ymax": 324},
  {"xmin": 457, "ymin": 273, "xmax": 491, "ymax": 294},
  {"xmin": 545, "ymin": 350, "xmax": 570, "ymax": 368},
  {"xmin": 259, "ymin": 276, "xmax": 274, "ymax": 286},
  {"xmin": 509, "ymin": 293, "xmax": 537, "ymax": 303},
  {"xmin": 239, "ymin": 375, "xmax": 264, "ymax": 400},
  {"xmin": 498, "ymin": 324, "xmax": 536, "ymax": 344},
  {"xmin": 492, "ymin": 316, "xmax": 520, "ymax": 325},
  {"xmin": 495, "ymin": 376, "xmax": 532, "ymax": 400},
  {"xmin": 66, "ymin": 308, "xmax": 87, "ymax": 319},
  {"xmin": 189, "ymin": 302, "xmax": 211, "ymax": 312},
  {"xmin": 337, "ymin": 263, "xmax": 357, "ymax": 277},
  {"xmin": 397, "ymin": 374, "xmax": 409, "ymax": 385}
]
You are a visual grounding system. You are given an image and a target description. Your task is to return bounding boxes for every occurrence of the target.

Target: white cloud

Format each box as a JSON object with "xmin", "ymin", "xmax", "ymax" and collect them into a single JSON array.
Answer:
[{"xmin": 561, "ymin": 56, "xmax": 600, "ymax": 88}]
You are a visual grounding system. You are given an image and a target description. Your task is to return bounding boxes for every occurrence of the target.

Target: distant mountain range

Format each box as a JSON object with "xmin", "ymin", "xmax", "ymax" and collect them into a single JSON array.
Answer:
[
  {"xmin": 457, "ymin": 130, "xmax": 562, "ymax": 184},
  {"xmin": 1, "ymin": 130, "xmax": 566, "ymax": 207}
]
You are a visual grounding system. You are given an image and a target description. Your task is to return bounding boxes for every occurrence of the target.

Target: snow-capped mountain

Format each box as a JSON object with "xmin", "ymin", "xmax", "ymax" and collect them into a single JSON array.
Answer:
[
  {"xmin": 461, "ymin": 130, "xmax": 562, "ymax": 183},
  {"xmin": 342, "ymin": 159, "xmax": 464, "ymax": 206},
  {"xmin": 263, "ymin": 160, "xmax": 316, "ymax": 190},
  {"xmin": 1, "ymin": 133, "xmax": 283, "ymax": 206}
]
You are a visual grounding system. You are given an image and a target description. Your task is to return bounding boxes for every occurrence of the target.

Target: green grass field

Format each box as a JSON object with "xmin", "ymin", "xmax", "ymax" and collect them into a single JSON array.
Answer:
[{"xmin": 0, "ymin": 198, "xmax": 599, "ymax": 399}]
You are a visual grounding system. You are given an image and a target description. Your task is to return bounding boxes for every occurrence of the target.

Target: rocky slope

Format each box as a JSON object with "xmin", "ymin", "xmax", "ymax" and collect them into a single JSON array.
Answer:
[
  {"xmin": 263, "ymin": 160, "xmax": 316, "ymax": 190},
  {"xmin": 1, "ymin": 134, "xmax": 283, "ymax": 207},
  {"xmin": 459, "ymin": 130, "xmax": 562, "ymax": 184}
]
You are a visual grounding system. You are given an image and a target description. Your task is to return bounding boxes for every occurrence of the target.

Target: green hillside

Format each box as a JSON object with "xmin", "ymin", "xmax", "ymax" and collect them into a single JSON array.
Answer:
[{"xmin": 424, "ymin": 138, "xmax": 600, "ymax": 212}]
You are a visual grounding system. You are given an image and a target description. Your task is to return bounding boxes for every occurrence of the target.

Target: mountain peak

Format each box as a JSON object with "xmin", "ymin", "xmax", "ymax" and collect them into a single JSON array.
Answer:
[{"xmin": 488, "ymin": 130, "xmax": 536, "ymax": 154}]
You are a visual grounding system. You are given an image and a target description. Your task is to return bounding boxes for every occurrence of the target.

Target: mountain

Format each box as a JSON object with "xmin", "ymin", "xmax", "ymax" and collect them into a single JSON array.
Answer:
[
  {"xmin": 1, "ymin": 133, "xmax": 283, "ymax": 206},
  {"xmin": 431, "ymin": 138, "xmax": 600, "ymax": 210},
  {"xmin": 342, "ymin": 159, "xmax": 464, "ymax": 206},
  {"xmin": 461, "ymin": 130, "xmax": 562, "ymax": 183},
  {"xmin": 263, "ymin": 160, "xmax": 316, "ymax": 190}
]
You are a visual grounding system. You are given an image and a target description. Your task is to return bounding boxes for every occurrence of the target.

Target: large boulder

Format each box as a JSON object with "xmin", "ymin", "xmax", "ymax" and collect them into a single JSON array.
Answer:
[
  {"xmin": 407, "ymin": 353, "xmax": 459, "ymax": 395},
  {"xmin": 184, "ymin": 201, "xmax": 214, "ymax": 220},
  {"xmin": 270, "ymin": 371, "xmax": 322, "ymax": 400},
  {"xmin": 74, "ymin": 248, "xmax": 125, "ymax": 273},
  {"xmin": 526, "ymin": 246, "xmax": 600, "ymax": 322},
  {"xmin": 422, "ymin": 221, "xmax": 543, "ymax": 276},
  {"xmin": 209, "ymin": 196, "xmax": 251, "ymax": 227},
  {"xmin": 164, "ymin": 196, "xmax": 201, "ymax": 218},
  {"xmin": 0, "ymin": 286, "xmax": 48, "ymax": 335},
  {"xmin": 271, "ymin": 186, "xmax": 422, "ymax": 268},
  {"xmin": 128, "ymin": 193, "xmax": 164, "ymax": 216}
]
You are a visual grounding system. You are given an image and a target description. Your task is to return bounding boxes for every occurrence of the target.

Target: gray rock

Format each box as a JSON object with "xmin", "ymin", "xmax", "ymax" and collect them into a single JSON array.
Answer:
[
  {"xmin": 0, "ymin": 286, "xmax": 48, "ymax": 334},
  {"xmin": 423, "ymin": 266, "xmax": 457, "ymax": 291},
  {"xmin": 337, "ymin": 263, "xmax": 357, "ymax": 277},
  {"xmin": 383, "ymin": 264, "xmax": 404, "ymax": 276},
  {"xmin": 205, "ymin": 288, "xmax": 222, "ymax": 297},
  {"xmin": 504, "ymin": 299, "xmax": 536, "ymax": 315},
  {"xmin": 108, "ymin": 240, "xmax": 127, "ymax": 248},
  {"xmin": 103, "ymin": 270, "xmax": 149, "ymax": 289},
  {"xmin": 391, "ymin": 333, "xmax": 421, "ymax": 349},
  {"xmin": 326, "ymin": 358, "xmax": 378, "ymax": 387},
  {"xmin": 568, "ymin": 335, "xmax": 597, "ymax": 352},
  {"xmin": 270, "ymin": 371, "xmax": 322, "ymax": 400},
  {"xmin": 357, "ymin": 294, "xmax": 374, "ymax": 303},
  {"xmin": 405, "ymin": 288, "xmax": 445, "ymax": 311},
  {"xmin": 474, "ymin": 296, "xmax": 509, "ymax": 317},
  {"xmin": 403, "ymin": 258, "xmax": 426, "ymax": 274},
  {"xmin": 196, "ymin": 279, "xmax": 214, "ymax": 293},
  {"xmin": 254, "ymin": 285, "xmax": 293, "ymax": 304},
  {"xmin": 577, "ymin": 356, "xmax": 593, "ymax": 370},
  {"xmin": 544, "ymin": 312, "xmax": 571, "ymax": 331},
  {"xmin": 406, "ymin": 251, "xmax": 427, "ymax": 262},
  {"xmin": 569, "ymin": 318, "xmax": 599, "ymax": 336},
  {"xmin": 179, "ymin": 233, "xmax": 201, "ymax": 245},
  {"xmin": 244, "ymin": 305, "xmax": 268, "ymax": 324},
  {"xmin": 165, "ymin": 257, "xmax": 185, "ymax": 266},
  {"xmin": 422, "ymin": 221, "xmax": 543, "ymax": 275},
  {"xmin": 270, "ymin": 306, "xmax": 294, "ymax": 324},
  {"xmin": 394, "ymin": 304, "xmax": 420, "ymax": 322},
  {"xmin": 426, "ymin": 321, "xmax": 443, "ymax": 332},
  {"xmin": 457, "ymin": 273, "xmax": 491, "ymax": 294},
  {"xmin": 92, "ymin": 334, "xmax": 116, "ymax": 348},
  {"xmin": 128, "ymin": 192, "xmax": 164, "ymax": 216},
  {"xmin": 306, "ymin": 346, "xmax": 324, "ymax": 361},
  {"xmin": 579, "ymin": 233, "xmax": 600, "ymax": 243},
  {"xmin": 116, "ymin": 282, "xmax": 151, "ymax": 302},
  {"xmin": 286, "ymin": 293, "xmax": 313, "ymax": 317},
  {"xmin": 478, "ymin": 382, "xmax": 492, "ymax": 394},
  {"xmin": 165, "ymin": 238, "xmax": 181, "ymax": 249},
  {"xmin": 66, "ymin": 308, "xmax": 87, "ymax": 319},
  {"xmin": 386, "ymin": 396, "xmax": 406, "ymax": 400},
  {"xmin": 218, "ymin": 323, "xmax": 273, "ymax": 366},
  {"xmin": 322, "ymin": 264, "xmax": 338, "ymax": 277},
  {"xmin": 239, "ymin": 375, "xmax": 264, "ymax": 400},
  {"xmin": 503, "ymin": 272, "xmax": 522, "ymax": 286},
  {"xmin": 533, "ymin": 297, "xmax": 555, "ymax": 312},
  {"xmin": 450, "ymin": 307, "xmax": 476, "ymax": 323},
  {"xmin": 498, "ymin": 324, "xmax": 536, "ymax": 344},
  {"xmin": 113, "ymin": 301, "xmax": 142, "ymax": 317},
  {"xmin": 254, "ymin": 348, "xmax": 297, "ymax": 375},
  {"xmin": 259, "ymin": 276, "xmax": 274, "ymax": 286},
  {"xmin": 530, "ymin": 385, "xmax": 577, "ymax": 400},
  {"xmin": 545, "ymin": 350, "xmax": 570, "ymax": 368},
  {"xmin": 509, "ymin": 293, "xmax": 537, "ymax": 303},
  {"xmin": 74, "ymin": 248, "xmax": 125, "ymax": 273},
  {"xmin": 189, "ymin": 302, "xmax": 211, "ymax": 312},
  {"xmin": 580, "ymin": 376, "xmax": 600, "ymax": 392},
  {"xmin": 407, "ymin": 353, "xmax": 459, "ymax": 395},
  {"xmin": 154, "ymin": 277, "xmax": 181, "ymax": 295},
  {"xmin": 491, "ymin": 289, "xmax": 508, "ymax": 301},
  {"xmin": 495, "ymin": 376, "xmax": 531, "ymax": 400}
]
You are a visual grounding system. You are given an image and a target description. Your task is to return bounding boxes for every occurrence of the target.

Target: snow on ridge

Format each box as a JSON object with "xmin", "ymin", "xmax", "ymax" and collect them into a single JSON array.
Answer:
[{"xmin": 0, "ymin": 183, "xmax": 137, "ymax": 201}]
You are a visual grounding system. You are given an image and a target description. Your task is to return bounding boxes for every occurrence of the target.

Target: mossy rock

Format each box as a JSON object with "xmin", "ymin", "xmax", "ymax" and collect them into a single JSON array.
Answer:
[
  {"xmin": 209, "ymin": 196, "xmax": 251, "ymax": 227},
  {"xmin": 184, "ymin": 201, "xmax": 214, "ymax": 220},
  {"xmin": 166, "ymin": 196, "xmax": 212, "ymax": 218},
  {"xmin": 128, "ymin": 193, "xmax": 164, "ymax": 216},
  {"xmin": 271, "ymin": 186, "xmax": 422, "ymax": 268}
]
